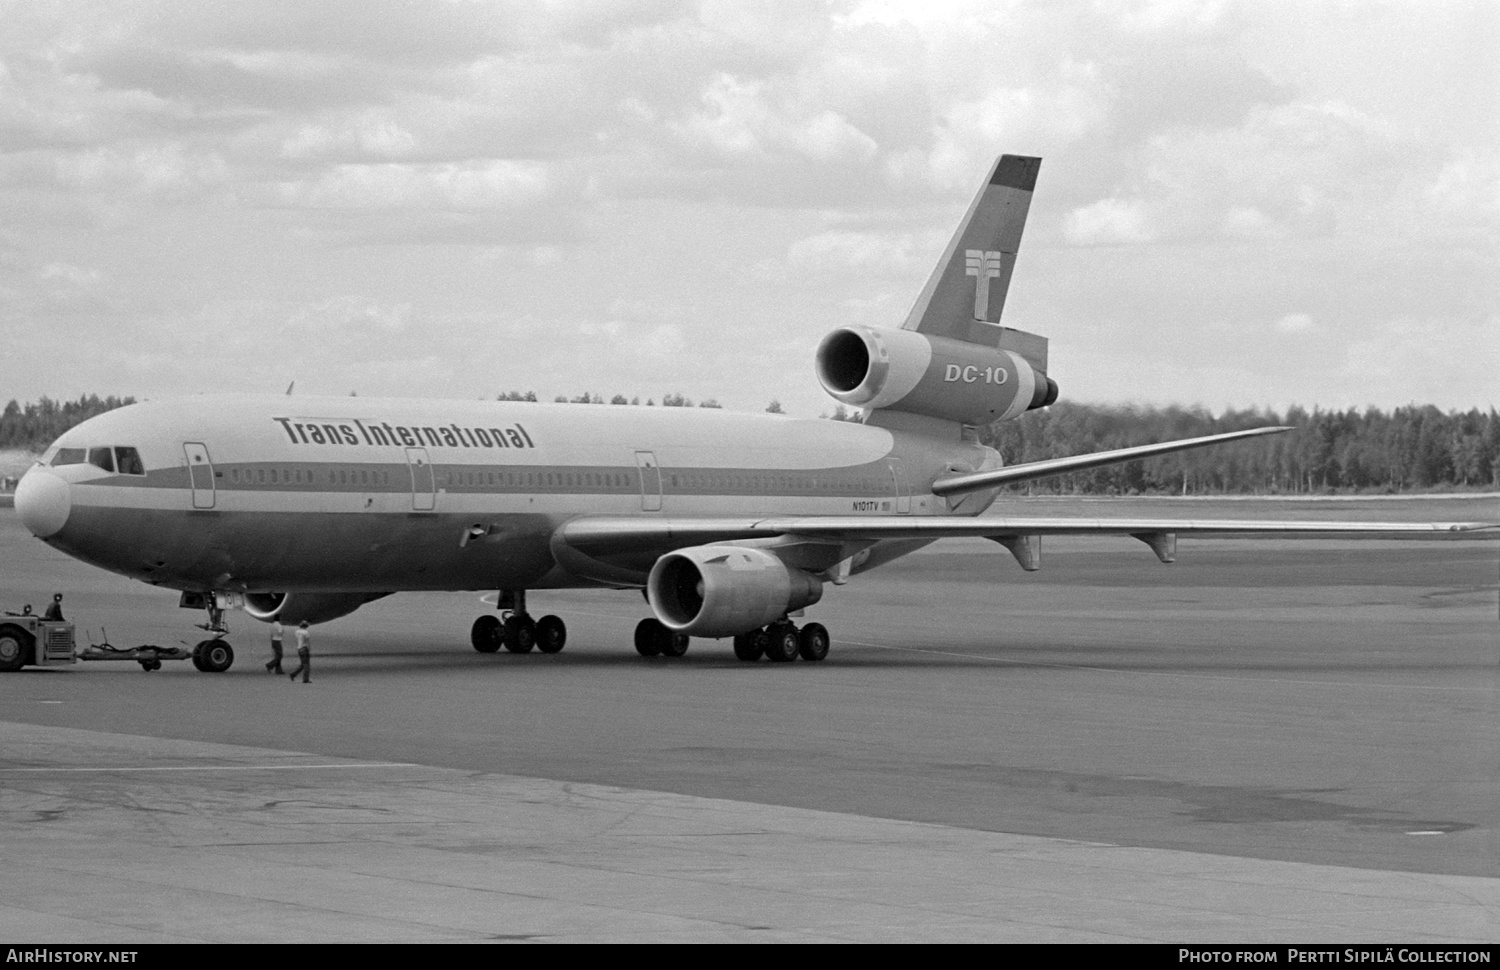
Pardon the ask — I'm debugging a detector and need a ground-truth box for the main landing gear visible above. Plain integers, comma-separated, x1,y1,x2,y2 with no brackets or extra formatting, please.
471,590,567,656
732,620,829,663
633,618,830,663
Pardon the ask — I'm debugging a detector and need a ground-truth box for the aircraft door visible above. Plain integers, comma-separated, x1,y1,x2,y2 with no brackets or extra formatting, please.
405,447,436,511
635,451,662,512
183,442,215,509
888,458,911,514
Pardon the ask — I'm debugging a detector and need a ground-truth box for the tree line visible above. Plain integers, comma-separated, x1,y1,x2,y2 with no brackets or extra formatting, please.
984,402,1500,495
4,394,1496,494
1,395,137,451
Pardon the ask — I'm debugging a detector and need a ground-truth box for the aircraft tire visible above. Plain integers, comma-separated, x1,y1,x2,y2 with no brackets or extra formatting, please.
732,631,763,662
797,623,829,662
0,625,32,672
658,629,689,658
535,615,566,654
503,615,535,654
471,615,501,653
764,623,799,663
196,639,234,673
634,618,663,657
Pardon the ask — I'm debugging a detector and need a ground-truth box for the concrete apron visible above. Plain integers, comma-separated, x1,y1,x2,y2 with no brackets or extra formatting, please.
1,722,1495,943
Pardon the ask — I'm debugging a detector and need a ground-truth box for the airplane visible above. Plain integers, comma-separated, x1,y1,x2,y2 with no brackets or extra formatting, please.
6,154,1490,673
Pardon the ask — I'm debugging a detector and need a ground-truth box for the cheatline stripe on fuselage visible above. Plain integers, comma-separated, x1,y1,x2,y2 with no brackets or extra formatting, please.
61,456,922,516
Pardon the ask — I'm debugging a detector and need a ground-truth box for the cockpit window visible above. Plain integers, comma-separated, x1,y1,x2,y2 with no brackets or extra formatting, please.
88,447,115,472
52,447,86,466
115,447,145,475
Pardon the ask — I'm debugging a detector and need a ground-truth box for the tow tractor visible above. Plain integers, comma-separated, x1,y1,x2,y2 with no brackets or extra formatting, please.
0,602,235,673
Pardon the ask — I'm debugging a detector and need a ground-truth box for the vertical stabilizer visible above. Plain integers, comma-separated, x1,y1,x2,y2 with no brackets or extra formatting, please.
901,154,1040,348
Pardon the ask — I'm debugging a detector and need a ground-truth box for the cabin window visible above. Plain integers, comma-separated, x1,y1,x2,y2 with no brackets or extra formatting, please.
87,447,114,472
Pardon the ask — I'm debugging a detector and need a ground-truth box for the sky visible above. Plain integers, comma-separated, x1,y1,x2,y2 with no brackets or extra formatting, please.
1,0,1496,418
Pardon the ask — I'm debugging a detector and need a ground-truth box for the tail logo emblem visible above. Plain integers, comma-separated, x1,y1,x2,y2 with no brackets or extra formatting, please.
965,249,1002,320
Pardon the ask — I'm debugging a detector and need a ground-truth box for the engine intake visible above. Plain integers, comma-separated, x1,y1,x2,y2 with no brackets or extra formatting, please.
647,545,823,638
816,324,1057,425
244,591,390,626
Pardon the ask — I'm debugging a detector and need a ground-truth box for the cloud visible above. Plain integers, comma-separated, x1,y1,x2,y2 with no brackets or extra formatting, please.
786,229,931,273
273,159,552,210
1063,197,1157,245
1274,312,1314,333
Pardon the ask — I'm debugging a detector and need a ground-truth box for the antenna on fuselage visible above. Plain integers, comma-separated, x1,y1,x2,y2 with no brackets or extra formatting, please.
285,381,295,396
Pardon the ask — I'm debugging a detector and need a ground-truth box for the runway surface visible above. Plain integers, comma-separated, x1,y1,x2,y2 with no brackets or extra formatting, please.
1,496,1497,941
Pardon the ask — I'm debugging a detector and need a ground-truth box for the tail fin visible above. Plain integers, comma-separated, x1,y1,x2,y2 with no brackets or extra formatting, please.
902,154,1040,349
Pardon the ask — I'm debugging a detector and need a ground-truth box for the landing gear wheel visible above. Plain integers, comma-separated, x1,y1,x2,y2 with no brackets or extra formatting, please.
535,615,567,654
502,615,535,653
797,622,829,662
139,659,161,672
194,639,234,673
732,630,764,662
634,618,663,657
764,623,799,663
658,629,689,658
471,615,501,653
0,625,32,672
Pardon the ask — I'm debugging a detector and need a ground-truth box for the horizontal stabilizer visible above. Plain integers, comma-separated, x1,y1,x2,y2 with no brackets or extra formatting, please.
931,426,1294,496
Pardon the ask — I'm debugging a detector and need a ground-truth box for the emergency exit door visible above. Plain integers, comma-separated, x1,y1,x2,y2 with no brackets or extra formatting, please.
888,458,911,514
405,447,436,511
635,451,662,512
183,442,215,509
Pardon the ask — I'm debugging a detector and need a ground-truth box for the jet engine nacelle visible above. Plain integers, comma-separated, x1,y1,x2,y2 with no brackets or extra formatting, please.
816,324,1058,425
243,591,391,626
647,545,823,638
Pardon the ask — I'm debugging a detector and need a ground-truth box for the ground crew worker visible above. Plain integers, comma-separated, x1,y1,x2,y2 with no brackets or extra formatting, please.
287,621,311,683
42,594,64,621
266,619,284,674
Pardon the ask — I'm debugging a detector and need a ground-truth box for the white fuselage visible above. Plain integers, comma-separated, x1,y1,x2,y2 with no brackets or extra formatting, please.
17,396,996,596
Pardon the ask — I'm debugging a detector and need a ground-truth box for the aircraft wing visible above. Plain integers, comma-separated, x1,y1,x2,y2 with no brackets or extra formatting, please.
559,515,1493,547
555,515,1495,579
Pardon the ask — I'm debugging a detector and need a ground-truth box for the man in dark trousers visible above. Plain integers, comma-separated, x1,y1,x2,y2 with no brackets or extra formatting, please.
265,619,284,674
287,621,312,683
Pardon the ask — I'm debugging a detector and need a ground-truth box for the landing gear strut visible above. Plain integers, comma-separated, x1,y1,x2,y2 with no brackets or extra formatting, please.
187,595,234,673
472,590,566,656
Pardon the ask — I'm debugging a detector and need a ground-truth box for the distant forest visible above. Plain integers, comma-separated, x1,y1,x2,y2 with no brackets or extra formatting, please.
4,394,1497,495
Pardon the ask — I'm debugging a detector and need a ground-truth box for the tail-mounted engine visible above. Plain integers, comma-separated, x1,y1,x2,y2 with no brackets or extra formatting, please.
244,591,391,626
817,324,1058,426
647,545,823,638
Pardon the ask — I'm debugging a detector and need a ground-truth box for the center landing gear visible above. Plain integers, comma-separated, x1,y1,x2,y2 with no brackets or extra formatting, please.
471,590,566,656
732,620,828,663
634,618,689,658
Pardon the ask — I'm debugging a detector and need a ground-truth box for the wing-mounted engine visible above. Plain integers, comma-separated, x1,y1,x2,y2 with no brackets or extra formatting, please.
816,324,1057,426
647,545,823,638
244,591,392,625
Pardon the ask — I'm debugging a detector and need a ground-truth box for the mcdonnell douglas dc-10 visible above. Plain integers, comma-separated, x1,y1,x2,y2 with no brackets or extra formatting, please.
6,155,1489,672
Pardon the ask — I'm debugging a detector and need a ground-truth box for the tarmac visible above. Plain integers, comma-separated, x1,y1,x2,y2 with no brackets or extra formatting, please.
1,496,1497,942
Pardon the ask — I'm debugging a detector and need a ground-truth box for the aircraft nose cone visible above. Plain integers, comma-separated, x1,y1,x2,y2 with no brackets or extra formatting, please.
15,467,71,538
